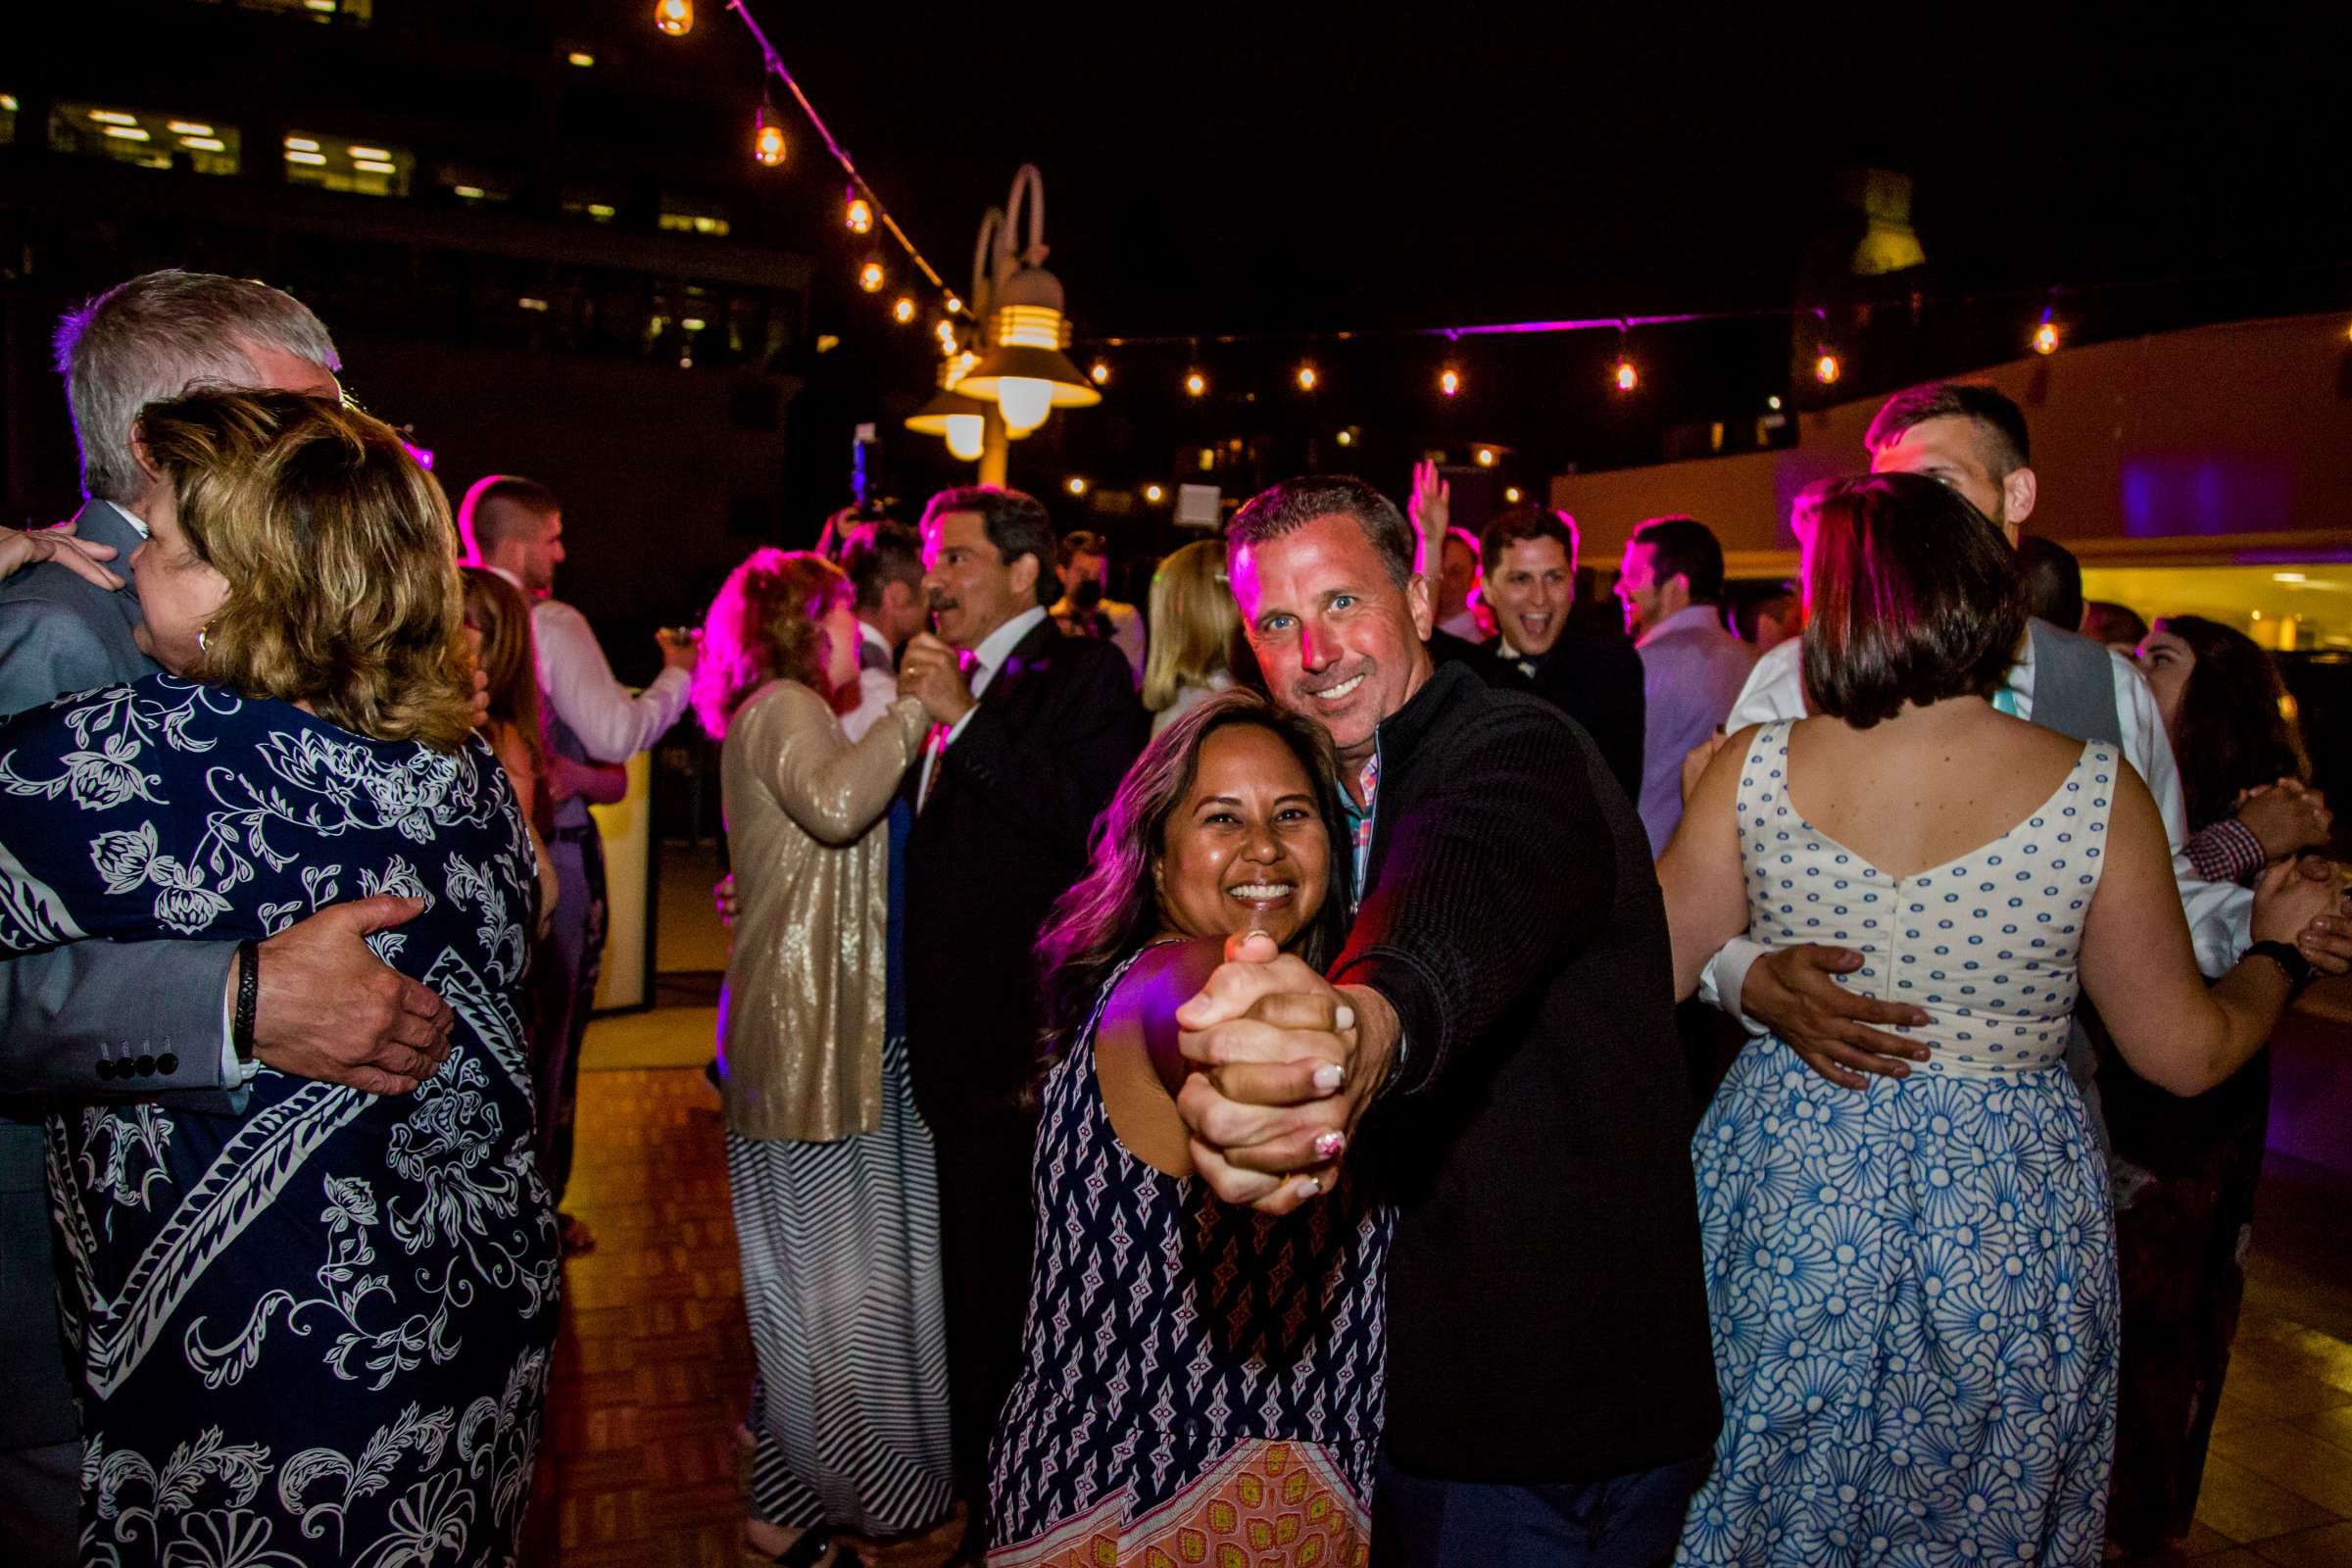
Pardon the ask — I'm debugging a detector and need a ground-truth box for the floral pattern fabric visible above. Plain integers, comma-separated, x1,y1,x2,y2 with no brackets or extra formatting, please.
1677,723,2122,1567
0,675,559,1568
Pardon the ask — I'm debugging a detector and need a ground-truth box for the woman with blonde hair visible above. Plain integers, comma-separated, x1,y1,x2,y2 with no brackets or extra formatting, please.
0,389,558,1566
1140,538,1242,736
693,548,950,1564
461,564,560,927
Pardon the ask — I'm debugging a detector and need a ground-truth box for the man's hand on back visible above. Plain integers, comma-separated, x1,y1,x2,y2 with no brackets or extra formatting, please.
1740,944,1933,1091
1173,932,1390,1215
249,896,454,1095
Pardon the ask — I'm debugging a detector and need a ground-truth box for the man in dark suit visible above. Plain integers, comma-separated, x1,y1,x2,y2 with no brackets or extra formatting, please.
1469,506,1645,803
896,485,1146,1560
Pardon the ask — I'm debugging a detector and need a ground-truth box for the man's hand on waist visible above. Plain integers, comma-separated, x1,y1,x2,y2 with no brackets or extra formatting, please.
248,897,454,1095
1743,944,1932,1092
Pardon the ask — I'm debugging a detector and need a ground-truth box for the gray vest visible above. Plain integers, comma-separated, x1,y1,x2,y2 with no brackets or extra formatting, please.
2023,617,2122,747
2022,615,2125,1147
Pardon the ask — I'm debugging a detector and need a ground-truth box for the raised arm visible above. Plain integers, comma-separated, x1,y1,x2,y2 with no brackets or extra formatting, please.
533,601,692,761
1657,724,1754,1001
2080,761,2321,1096
748,681,927,847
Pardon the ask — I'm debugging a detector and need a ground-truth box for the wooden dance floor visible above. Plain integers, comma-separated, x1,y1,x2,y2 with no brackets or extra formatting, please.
529,1057,2352,1568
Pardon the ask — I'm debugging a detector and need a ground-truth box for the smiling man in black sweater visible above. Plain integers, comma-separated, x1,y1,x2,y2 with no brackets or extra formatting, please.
1177,475,1719,1564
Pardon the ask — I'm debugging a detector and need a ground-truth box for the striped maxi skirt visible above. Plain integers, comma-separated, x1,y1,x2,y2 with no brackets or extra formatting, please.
726,1035,954,1536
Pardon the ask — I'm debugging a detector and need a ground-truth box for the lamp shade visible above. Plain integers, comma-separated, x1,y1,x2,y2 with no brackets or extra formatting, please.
906,385,987,461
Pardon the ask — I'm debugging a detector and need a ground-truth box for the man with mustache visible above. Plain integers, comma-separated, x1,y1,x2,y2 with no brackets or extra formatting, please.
895,485,1146,1564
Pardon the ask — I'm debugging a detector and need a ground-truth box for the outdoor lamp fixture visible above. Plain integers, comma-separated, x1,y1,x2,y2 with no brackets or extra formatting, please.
906,349,987,463
955,166,1102,440
654,0,692,36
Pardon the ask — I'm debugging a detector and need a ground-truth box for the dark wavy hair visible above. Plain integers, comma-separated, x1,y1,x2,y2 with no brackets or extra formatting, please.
2155,613,2311,832
1800,471,2024,729
1032,690,1354,1075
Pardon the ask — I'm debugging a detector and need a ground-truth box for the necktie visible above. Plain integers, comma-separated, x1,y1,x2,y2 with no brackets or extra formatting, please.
916,721,950,811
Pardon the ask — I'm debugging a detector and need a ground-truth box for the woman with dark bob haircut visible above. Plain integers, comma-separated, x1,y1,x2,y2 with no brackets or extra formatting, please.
1658,471,2332,1565
989,691,1392,1566
0,389,557,1566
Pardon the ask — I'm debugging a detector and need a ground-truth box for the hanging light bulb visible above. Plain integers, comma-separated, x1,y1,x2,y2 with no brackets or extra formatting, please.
858,259,885,293
1185,369,1207,398
845,193,873,234
1504,486,1523,504
1089,360,1110,386
1474,447,1495,467
1065,476,1089,497
752,102,786,168
1440,367,1462,397
892,296,915,324
1815,351,1841,384
2034,312,2060,356
1296,363,1319,391
1144,483,1165,503
653,0,692,35
998,379,1054,436
944,294,964,316
1614,357,1639,393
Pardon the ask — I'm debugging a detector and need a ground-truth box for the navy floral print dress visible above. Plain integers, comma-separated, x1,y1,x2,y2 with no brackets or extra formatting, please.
0,675,560,1568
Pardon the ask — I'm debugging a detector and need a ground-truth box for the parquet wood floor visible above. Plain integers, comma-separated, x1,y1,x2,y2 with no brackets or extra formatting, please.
530,1063,2352,1566
521,1066,962,1567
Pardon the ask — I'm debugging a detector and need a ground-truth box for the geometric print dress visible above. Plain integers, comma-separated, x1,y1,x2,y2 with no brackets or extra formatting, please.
988,946,1391,1567
1678,722,2122,1568
0,674,561,1568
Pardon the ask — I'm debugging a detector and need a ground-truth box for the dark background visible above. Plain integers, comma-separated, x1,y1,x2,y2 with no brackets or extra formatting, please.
8,0,2352,654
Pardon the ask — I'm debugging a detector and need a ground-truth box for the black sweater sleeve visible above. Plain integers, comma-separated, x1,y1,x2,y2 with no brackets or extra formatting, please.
1329,701,1617,1097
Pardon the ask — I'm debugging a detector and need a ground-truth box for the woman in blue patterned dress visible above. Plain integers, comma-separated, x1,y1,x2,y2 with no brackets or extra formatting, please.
989,691,1388,1567
1657,473,2329,1566
0,390,559,1566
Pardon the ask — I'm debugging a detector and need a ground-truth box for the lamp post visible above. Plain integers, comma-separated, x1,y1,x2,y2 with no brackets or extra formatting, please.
906,165,1100,485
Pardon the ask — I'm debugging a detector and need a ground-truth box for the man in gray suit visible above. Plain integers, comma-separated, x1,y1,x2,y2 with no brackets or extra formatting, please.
0,270,459,1562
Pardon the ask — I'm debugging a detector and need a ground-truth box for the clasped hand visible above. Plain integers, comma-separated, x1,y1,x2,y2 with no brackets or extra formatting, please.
1173,931,1388,1215
898,632,976,725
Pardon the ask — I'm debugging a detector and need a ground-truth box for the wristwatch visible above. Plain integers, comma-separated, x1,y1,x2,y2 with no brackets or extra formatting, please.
2244,939,2314,1000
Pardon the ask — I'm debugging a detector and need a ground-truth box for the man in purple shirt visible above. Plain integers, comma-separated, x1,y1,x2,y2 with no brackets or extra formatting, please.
1614,514,1757,856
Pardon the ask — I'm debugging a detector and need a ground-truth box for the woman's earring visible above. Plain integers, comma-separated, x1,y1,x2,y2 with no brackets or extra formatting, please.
196,623,209,653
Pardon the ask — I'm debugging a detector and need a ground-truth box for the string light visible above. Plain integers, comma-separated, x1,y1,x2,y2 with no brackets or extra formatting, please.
944,294,964,315
1296,363,1319,391
935,318,957,350
1814,351,1841,384
1504,486,1523,504
1614,356,1639,393
1144,484,1164,503
846,194,874,233
1336,429,1354,447
1089,360,1111,385
753,102,787,168
1185,369,1207,398
653,0,692,35
1474,447,1495,467
1065,476,1089,496
892,296,915,323
858,260,885,292
1439,366,1461,397
2034,308,2061,355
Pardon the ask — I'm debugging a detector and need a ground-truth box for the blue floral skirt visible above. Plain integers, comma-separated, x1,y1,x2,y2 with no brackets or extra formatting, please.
1676,1040,2117,1568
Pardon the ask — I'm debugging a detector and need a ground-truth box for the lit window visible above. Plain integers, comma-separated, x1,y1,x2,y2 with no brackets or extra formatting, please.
280,131,411,196
227,0,374,21
50,103,240,174
659,198,733,237
562,188,622,224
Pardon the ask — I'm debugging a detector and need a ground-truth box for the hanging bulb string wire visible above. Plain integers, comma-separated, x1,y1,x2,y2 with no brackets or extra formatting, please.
722,0,950,294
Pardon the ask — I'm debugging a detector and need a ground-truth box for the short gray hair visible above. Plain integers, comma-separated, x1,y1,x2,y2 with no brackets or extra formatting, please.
53,270,341,505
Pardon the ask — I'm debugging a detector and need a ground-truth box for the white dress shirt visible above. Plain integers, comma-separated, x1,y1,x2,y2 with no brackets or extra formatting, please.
915,605,1048,802
522,591,691,761
842,618,900,743
1699,633,2253,1023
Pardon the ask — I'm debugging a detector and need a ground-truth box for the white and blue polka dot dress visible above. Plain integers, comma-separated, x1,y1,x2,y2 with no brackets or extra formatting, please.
1677,722,2122,1568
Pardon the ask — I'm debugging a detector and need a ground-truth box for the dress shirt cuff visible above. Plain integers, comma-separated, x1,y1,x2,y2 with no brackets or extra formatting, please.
1701,937,1774,1036
219,967,259,1088
2186,817,2266,887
